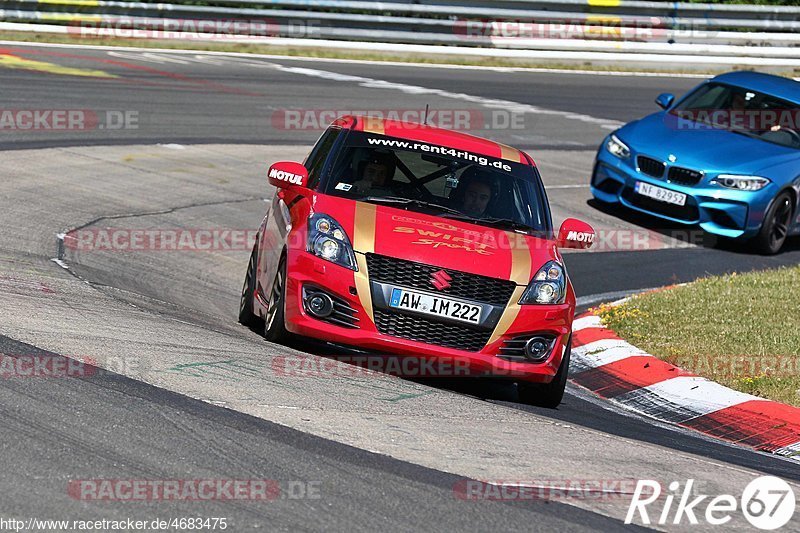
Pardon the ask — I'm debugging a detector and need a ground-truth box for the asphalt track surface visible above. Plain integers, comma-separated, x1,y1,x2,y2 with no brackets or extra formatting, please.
2,42,800,531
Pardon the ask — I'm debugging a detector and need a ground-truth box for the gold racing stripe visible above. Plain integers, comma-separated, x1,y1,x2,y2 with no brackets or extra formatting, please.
353,202,377,323
487,287,526,346
487,233,532,345
361,116,385,135
508,232,532,286
497,142,521,162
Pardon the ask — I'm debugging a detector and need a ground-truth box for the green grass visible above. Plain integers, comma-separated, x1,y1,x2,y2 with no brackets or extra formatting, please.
596,266,800,406
1,30,792,76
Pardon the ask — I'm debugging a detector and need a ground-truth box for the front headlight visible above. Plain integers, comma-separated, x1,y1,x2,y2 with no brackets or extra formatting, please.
307,213,357,270
519,261,566,305
606,134,631,160
711,175,770,192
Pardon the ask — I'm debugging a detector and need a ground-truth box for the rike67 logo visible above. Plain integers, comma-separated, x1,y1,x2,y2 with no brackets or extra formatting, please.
626,477,796,530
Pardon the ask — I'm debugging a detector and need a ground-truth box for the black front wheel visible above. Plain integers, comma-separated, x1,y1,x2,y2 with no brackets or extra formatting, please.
517,336,571,409
263,256,290,343
751,191,793,255
238,243,263,329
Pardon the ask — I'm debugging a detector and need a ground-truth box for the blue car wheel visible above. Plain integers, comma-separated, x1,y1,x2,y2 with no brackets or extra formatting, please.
751,191,794,255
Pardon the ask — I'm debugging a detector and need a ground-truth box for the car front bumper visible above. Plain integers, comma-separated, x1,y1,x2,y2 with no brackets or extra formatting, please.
590,143,775,239
281,250,573,383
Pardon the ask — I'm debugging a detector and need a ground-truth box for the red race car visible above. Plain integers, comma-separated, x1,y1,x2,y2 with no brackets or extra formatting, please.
239,115,594,407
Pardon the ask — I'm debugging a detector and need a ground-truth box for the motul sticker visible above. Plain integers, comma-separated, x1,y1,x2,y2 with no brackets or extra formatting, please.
566,231,594,243
269,168,304,185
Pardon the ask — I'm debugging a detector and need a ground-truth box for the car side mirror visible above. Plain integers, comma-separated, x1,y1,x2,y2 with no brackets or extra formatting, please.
557,218,595,250
267,161,309,189
655,93,675,110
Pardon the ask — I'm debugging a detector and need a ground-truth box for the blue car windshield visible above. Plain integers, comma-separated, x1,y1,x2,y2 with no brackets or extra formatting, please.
671,82,800,150
321,130,550,236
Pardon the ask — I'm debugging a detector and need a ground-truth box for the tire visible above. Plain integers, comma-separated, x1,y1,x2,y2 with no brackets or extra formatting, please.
517,336,571,409
238,243,263,329
263,255,290,343
751,191,794,255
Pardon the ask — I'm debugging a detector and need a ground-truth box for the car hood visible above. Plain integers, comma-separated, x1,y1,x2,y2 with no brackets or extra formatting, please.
618,112,799,175
311,194,557,286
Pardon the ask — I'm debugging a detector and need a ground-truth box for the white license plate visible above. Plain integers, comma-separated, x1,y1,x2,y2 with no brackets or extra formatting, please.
634,181,687,206
389,288,482,324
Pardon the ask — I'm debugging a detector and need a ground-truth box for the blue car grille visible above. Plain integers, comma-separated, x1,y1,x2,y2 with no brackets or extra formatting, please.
637,156,665,178
668,166,704,186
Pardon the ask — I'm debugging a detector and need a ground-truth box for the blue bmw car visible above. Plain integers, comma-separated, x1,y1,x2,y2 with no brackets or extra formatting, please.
591,71,800,254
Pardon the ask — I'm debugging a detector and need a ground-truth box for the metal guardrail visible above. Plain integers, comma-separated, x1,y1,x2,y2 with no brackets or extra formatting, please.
3,0,800,29
1,0,799,67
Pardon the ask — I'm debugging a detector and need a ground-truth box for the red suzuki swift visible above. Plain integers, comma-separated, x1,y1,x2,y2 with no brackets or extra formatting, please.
239,116,594,407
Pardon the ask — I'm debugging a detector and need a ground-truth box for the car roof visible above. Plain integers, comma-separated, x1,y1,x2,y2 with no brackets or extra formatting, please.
710,71,800,105
330,115,534,166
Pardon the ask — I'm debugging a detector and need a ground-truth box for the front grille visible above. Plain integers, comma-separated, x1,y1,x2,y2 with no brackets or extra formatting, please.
374,310,492,352
622,187,699,222
667,166,703,186
637,156,665,178
366,253,515,306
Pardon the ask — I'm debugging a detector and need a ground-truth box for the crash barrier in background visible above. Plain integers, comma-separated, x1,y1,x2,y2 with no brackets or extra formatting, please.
1,0,800,68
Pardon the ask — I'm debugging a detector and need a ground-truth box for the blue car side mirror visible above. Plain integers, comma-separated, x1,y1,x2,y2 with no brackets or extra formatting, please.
655,93,675,109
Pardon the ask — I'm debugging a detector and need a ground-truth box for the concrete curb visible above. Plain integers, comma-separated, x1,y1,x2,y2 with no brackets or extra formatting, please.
570,302,800,461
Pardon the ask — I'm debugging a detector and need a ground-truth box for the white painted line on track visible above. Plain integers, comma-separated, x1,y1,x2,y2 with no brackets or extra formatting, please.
269,64,624,130
0,40,629,131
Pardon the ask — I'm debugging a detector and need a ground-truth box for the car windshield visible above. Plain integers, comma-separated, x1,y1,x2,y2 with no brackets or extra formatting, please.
321,130,550,235
670,82,800,150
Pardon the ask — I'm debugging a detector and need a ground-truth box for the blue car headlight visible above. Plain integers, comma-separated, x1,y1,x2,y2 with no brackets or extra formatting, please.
307,213,357,270
519,261,566,305
711,174,770,192
606,134,631,160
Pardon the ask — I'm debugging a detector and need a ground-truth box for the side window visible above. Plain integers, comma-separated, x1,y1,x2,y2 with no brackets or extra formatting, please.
304,128,340,189
683,85,726,111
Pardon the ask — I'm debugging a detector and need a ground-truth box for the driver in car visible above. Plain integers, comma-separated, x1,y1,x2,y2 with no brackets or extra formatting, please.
453,168,495,218
352,152,397,195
